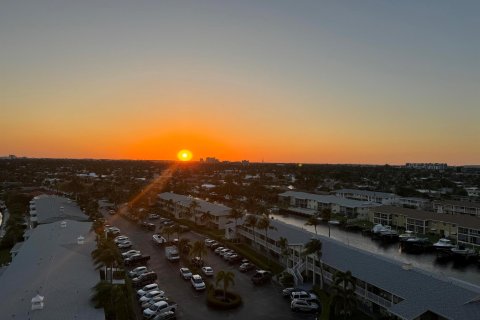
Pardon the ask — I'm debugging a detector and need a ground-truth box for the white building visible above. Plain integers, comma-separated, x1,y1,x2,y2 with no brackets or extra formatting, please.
279,191,380,218
238,218,480,320
335,189,397,205
158,192,232,230
433,200,480,217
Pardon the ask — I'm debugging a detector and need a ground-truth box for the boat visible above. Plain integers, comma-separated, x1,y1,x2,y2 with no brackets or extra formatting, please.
401,237,432,253
328,220,340,225
433,238,455,251
399,230,415,242
372,224,389,234
378,229,399,242
451,245,477,259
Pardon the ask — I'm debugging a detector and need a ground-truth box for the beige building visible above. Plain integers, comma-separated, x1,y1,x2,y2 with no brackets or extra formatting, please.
369,206,480,249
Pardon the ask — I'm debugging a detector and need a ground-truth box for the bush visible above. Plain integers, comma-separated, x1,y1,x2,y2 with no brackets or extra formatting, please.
206,289,242,310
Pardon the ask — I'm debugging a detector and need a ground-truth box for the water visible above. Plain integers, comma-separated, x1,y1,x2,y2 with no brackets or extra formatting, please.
271,213,480,286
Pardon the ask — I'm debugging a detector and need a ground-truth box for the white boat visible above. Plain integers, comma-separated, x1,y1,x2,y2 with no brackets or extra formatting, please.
433,238,455,250
399,230,415,242
328,220,340,225
451,245,476,258
372,224,390,234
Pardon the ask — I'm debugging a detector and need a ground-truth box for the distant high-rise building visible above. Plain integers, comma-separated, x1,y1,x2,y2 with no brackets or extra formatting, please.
205,157,220,164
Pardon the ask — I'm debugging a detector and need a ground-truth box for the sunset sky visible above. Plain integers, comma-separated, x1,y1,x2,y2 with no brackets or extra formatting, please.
1,1,479,164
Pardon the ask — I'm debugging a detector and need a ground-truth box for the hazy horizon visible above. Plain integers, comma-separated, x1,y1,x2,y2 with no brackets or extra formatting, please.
2,1,479,165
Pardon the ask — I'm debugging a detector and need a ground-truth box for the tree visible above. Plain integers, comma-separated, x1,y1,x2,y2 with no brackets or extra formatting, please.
186,200,199,220
321,208,332,238
178,238,191,256
256,214,276,264
91,239,122,285
91,281,130,320
331,271,357,319
305,214,320,235
215,270,235,301
163,226,175,242
278,236,289,266
228,208,244,231
302,238,325,289
245,215,258,246
200,211,214,228
190,240,208,260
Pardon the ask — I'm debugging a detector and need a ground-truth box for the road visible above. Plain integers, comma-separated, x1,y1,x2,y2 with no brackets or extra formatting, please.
106,212,317,320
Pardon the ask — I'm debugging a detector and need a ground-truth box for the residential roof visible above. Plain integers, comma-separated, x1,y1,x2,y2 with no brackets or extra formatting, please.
434,200,480,209
279,191,379,208
158,192,231,216
335,189,396,198
0,220,103,320
31,195,89,224
372,206,480,229
255,218,480,320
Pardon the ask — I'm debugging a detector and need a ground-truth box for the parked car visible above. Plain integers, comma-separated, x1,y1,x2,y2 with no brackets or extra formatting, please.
139,290,166,303
129,266,148,278
251,270,271,285
239,262,255,272
190,274,206,291
141,295,169,309
132,271,157,288
125,254,151,266
141,221,156,231
152,311,176,320
290,299,319,312
143,301,177,319
210,242,220,250
137,283,159,297
204,239,215,247
214,247,225,255
152,234,167,245
114,236,129,244
201,266,214,277
122,250,141,258
223,252,236,261
282,287,304,297
227,254,243,264
179,268,193,280
117,240,133,249
290,291,318,302
219,248,233,257
149,214,160,220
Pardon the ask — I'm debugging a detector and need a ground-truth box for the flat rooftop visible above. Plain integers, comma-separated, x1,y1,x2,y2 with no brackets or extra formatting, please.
31,195,90,224
0,219,103,320
279,191,379,208
158,192,231,216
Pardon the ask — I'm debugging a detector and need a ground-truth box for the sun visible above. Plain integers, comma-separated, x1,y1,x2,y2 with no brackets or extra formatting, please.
177,149,193,161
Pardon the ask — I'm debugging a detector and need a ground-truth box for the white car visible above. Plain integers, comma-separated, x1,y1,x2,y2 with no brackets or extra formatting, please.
129,266,148,278
139,290,166,303
122,250,141,258
214,247,225,254
149,214,160,220
117,240,133,249
179,268,193,280
114,236,129,244
143,301,178,319
137,283,159,297
201,266,214,277
290,291,318,302
141,295,169,309
219,248,233,257
291,299,319,312
152,234,167,245
190,274,206,291
204,239,215,247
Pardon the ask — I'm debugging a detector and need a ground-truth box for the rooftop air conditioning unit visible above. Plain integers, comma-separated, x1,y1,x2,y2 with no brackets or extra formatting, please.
60,221,67,228
77,236,85,245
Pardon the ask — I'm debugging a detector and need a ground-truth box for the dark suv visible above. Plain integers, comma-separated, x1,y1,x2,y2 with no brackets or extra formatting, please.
251,270,271,285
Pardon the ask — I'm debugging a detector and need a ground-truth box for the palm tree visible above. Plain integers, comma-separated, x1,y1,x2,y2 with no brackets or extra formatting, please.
186,200,199,221
277,236,289,266
215,270,235,301
256,214,276,264
92,281,130,320
166,199,174,214
163,226,175,242
331,271,357,319
190,240,208,260
178,238,192,256
302,238,325,289
305,214,320,235
245,214,258,246
321,208,332,238
91,239,122,284
228,208,244,232
200,210,214,228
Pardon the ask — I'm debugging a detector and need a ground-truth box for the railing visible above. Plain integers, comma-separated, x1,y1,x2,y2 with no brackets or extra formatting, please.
366,291,392,308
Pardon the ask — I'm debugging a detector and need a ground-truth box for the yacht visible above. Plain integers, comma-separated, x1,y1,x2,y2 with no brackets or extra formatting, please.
451,245,477,259
401,237,432,253
399,230,415,242
433,238,455,250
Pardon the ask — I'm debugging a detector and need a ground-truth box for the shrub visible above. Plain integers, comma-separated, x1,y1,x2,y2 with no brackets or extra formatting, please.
206,289,242,310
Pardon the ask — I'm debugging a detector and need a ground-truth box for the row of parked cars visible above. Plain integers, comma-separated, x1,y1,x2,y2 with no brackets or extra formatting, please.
112,226,179,320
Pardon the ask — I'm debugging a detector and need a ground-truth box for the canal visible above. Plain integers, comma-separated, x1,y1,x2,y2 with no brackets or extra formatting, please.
271,213,480,286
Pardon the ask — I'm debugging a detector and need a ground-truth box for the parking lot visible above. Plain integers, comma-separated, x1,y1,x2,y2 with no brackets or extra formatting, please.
106,212,317,320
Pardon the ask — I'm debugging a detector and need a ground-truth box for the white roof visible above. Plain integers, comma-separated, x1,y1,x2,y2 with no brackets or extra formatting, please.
0,220,103,320
279,191,379,208
158,192,231,216
31,195,89,224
